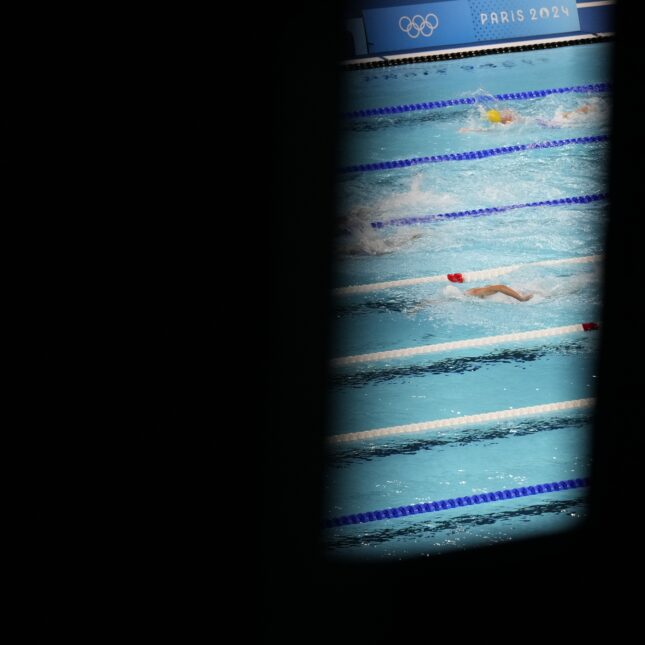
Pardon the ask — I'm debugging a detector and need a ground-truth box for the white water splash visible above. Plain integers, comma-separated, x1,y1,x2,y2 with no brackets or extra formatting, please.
336,176,455,255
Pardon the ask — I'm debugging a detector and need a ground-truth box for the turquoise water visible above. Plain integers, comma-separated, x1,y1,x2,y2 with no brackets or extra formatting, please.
324,43,611,560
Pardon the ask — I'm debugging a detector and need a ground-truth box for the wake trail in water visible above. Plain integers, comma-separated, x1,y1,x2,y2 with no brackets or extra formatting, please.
336,176,454,255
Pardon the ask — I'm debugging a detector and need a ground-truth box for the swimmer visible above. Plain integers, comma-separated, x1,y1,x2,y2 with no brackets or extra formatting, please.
460,101,600,132
536,102,600,127
406,283,533,313
491,103,596,123
459,107,521,132
561,102,595,119
465,284,532,301
485,108,518,124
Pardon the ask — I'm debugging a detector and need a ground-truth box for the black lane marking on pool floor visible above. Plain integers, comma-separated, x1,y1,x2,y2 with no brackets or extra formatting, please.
324,497,586,550
330,339,595,387
326,413,592,468
341,107,471,132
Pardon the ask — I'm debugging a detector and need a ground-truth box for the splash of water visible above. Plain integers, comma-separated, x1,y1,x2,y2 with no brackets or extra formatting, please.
374,175,456,214
336,176,455,255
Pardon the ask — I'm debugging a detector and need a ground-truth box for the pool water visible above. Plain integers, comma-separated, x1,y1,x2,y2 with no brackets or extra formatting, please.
324,42,611,559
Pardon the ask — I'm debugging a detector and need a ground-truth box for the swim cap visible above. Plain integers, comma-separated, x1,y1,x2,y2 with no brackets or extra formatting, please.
486,109,502,123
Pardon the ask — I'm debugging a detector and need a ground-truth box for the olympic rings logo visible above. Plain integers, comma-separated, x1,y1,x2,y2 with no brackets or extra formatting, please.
398,13,439,39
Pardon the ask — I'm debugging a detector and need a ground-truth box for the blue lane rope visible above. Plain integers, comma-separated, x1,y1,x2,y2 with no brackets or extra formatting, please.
341,82,611,119
339,134,609,174
323,477,589,529
371,192,608,229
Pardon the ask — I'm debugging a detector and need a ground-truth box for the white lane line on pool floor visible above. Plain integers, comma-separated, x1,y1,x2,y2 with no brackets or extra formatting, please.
330,323,599,367
333,254,602,296
327,398,595,445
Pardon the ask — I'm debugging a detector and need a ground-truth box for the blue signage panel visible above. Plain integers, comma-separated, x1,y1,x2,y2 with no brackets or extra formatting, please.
363,0,580,54
364,2,476,53
469,0,580,41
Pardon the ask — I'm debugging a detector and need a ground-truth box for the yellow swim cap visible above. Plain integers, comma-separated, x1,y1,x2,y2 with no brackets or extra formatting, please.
486,109,502,123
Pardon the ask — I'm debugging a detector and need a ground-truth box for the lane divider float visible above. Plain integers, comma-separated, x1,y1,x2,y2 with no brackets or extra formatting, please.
323,477,590,528
339,135,608,174
327,398,595,444
331,322,600,367
342,83,611,119
369,192,608,229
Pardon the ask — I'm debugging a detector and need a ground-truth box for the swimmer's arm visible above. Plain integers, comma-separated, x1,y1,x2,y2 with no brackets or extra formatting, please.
467,285,532,301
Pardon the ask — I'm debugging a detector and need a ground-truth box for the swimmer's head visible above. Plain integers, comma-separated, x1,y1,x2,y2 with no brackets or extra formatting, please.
486,109,502,123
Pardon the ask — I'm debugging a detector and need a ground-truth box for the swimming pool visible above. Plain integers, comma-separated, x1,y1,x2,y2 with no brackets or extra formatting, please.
324,42,611,559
